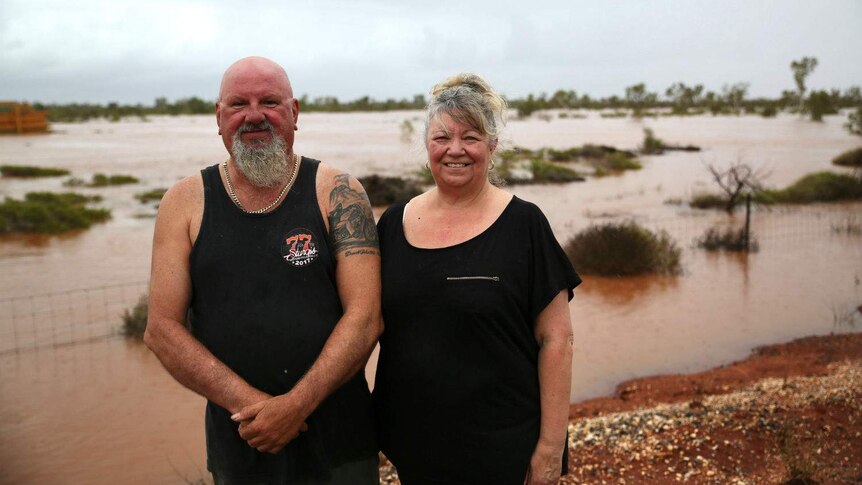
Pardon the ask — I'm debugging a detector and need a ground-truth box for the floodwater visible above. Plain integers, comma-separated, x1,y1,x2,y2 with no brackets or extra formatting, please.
1,112,861,483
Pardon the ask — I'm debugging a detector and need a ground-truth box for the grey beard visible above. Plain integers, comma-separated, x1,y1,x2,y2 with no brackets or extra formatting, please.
231,130,290,188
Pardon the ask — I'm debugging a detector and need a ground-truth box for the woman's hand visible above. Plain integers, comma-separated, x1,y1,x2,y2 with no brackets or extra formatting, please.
524,440,562,485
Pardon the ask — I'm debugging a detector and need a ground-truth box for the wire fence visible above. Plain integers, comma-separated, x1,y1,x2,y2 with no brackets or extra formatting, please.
0,205,859,355
0,281,148,355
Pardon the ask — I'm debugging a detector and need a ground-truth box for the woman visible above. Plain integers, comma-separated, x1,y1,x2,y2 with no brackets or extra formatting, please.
373,73,581,484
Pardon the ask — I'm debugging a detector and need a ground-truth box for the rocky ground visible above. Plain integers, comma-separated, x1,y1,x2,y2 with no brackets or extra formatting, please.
379,332,862,484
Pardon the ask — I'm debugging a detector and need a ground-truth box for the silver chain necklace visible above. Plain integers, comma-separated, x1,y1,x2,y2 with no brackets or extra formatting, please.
223,153,299,214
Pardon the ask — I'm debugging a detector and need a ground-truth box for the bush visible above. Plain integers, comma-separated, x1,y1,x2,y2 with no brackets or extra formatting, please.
135,188,168,204
1,165,70,177
760,172,862,203
357,175,425,207
89,173,140,186
564,221,682,276
696,226,758,252
690,192,728,209
832,148,862,169
602,152,642,171
526,159,584,184
0,192,111,234
121,294,148,339
64,173,140,187
640,128,665,154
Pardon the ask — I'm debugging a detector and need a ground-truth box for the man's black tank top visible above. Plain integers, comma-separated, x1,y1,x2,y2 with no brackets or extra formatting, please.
189,158,376,480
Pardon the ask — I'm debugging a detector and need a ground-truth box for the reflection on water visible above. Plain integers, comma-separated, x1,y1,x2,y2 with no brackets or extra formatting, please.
1,112,861,483
577,274,680,306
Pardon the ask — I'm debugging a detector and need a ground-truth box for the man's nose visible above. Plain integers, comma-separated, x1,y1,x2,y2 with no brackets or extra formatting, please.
244,103,266,123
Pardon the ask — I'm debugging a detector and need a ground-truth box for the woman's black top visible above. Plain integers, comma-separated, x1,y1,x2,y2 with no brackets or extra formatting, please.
374,196,581,484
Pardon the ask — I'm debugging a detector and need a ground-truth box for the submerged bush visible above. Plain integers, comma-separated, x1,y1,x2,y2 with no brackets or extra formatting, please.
759,171,862,203
64,173,140,187
0,192,111,234
640,128,665,155
1,165,70,177
122,294,148,339
697,226,758,252
527,159,584,183
135,188,168,204
832,148,862,169
689,192,728,209
358,175,424,206
564,221,681,276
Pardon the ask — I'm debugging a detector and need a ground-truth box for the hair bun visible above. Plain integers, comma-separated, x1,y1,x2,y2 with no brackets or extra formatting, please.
430,73,492,97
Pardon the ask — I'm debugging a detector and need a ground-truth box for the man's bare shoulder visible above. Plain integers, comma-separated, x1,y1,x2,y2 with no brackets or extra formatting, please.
159,173,204,217
154,173,206,246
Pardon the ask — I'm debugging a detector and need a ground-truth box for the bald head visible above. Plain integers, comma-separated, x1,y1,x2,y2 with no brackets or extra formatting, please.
218,56,293,101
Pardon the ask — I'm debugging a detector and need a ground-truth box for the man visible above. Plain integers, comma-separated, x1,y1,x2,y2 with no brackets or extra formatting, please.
144,56,382,484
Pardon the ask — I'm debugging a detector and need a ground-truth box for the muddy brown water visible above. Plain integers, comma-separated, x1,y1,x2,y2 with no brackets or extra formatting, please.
1,112,860,483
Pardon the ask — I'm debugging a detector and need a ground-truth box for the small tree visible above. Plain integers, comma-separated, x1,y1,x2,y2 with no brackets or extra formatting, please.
665,82,704,115
625,83,658,118
790,56,818,114
706,161,768,212
846,107,862,136
722,83,749,115
807,90,838,121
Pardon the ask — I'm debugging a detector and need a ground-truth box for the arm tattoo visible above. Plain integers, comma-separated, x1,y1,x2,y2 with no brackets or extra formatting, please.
327,174,380,255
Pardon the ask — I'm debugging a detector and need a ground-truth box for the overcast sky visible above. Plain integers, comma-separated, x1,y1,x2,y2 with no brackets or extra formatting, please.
1,0,860,104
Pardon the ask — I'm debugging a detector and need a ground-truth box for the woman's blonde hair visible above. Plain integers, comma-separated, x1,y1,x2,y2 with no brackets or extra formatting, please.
424,73,507,142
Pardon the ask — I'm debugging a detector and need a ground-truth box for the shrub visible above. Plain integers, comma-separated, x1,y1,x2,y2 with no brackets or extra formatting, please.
357,175,424,207
846,107,862,136
696,226,758,252
689,192,728,209
806,90,838,122
135,188,168,204
564,221,681,276
89,173,140,186
602,152,642,171
1,165,70,177
640,128,664,155
121,294,148,339
0,192,111,234
760,105,778,118
832,147,862,169
526,159,584,184
760,172,862,203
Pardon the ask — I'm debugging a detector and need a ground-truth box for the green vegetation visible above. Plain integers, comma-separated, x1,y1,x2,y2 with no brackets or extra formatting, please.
640,128,700,155
847,107,862,136
696,226,758,252
641,128,665,155
689,192,727,209
564,221,682,276
524,159,584,184
807,90,838,121
357,175,425,206
64,173,140,187
121,294,148,339
832,147,862,169
32,57,858,122
135,188,168,204
791,57,818,115
0,192,111,234
759,172,862,203
497,144,639,180
1,165,70,177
